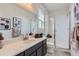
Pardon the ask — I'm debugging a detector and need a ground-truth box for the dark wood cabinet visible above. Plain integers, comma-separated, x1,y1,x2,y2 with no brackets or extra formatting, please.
29,51,37,56
16,39,47,56
25,46,36,56
37,46,42,56
37,47,42,56
16,51,25,56
42,39,47,56
42,44,47,55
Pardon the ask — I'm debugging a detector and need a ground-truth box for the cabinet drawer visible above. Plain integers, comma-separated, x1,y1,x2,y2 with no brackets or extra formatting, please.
25,42,42,56
16,51,25,56
34,42,42,49
25,46,36,56
29,51,37,56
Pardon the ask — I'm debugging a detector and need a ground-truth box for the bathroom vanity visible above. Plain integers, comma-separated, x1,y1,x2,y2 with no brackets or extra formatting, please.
0,37,47,56
16,39,47,56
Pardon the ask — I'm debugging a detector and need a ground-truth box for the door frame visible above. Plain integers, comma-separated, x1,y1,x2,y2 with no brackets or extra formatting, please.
54,13,71,49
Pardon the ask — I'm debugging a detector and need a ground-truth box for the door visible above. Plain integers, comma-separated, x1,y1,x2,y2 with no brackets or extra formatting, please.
55,14,69,48
37,47,42,56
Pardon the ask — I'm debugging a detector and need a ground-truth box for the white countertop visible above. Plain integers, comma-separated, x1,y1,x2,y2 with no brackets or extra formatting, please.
0,37,46,56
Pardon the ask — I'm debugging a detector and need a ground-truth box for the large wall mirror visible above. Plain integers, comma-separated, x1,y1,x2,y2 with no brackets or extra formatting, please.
30,17,37,34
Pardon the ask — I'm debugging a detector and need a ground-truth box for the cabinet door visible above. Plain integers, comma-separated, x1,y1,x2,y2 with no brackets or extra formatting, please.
30,51,37,56
25,45,36,56
42,39,47,56
37,47,42,56
25,42,42,56
42,44,47,55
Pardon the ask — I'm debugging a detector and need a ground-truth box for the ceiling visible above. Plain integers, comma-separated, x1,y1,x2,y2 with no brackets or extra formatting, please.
43,3,70,13
17,3,34,13
17,3,70,15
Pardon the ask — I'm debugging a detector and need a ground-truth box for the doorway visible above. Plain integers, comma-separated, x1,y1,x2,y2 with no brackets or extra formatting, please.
54,14,70,49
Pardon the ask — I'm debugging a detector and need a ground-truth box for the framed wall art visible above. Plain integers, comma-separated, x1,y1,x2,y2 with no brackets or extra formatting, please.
74,3,79,21
0,17,11,30
12,17,21,37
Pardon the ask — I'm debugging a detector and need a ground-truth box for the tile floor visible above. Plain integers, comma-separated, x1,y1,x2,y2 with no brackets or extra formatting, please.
46,44,71,56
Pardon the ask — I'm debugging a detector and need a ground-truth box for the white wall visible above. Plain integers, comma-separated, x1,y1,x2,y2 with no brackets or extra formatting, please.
70,4,75,32
0,4,34,39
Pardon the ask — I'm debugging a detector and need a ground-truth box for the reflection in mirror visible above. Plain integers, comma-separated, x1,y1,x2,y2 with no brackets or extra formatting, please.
30,17,38,35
